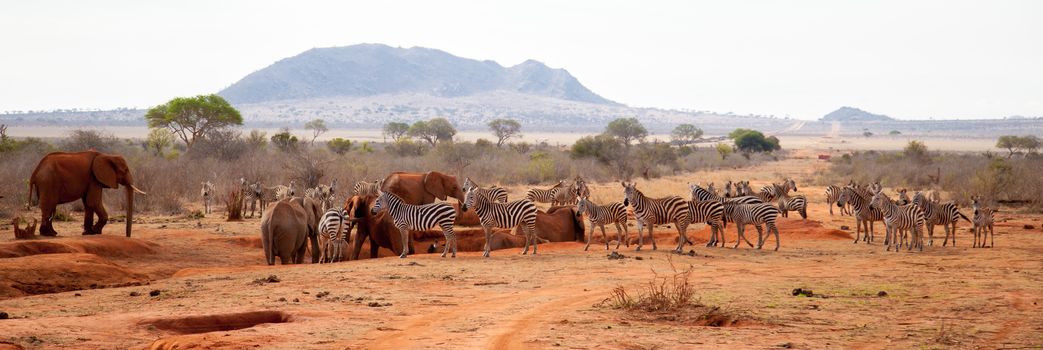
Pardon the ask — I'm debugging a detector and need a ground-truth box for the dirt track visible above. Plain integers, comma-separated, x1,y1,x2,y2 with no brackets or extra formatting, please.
1,154,1042,349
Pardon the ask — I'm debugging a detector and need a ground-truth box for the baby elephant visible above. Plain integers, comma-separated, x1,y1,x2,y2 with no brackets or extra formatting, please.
200,181,216,214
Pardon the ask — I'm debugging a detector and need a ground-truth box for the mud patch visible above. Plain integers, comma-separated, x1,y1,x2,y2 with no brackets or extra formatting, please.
142,310,293,334
0,253,149,299
0,236,157,259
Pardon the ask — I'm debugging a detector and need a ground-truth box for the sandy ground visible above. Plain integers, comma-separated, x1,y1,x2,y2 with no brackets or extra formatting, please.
1,150,1041,349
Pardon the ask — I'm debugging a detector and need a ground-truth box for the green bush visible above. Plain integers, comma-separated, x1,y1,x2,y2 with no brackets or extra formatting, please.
327,138,353,155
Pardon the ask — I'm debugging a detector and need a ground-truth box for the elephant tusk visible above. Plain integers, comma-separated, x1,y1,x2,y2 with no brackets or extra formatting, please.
130,185,147,195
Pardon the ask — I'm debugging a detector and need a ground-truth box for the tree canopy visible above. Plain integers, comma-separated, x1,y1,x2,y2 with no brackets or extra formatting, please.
996,135,1041,158
487,118,522,147
670,123,703,145
730,129,781,154
145,94,242,152
383,122,410,142
304,119,328,144
605,118,647,146
409,118,457,146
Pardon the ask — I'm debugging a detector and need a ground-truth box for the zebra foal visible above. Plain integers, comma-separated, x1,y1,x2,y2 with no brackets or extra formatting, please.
576,196,628,250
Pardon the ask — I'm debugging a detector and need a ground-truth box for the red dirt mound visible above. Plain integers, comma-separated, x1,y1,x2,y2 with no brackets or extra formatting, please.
142,310,293,334
0,236,157,259
0,253,149,299
776,218,852,240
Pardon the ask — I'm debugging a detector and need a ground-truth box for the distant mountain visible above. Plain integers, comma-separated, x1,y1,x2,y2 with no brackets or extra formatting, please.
219,44,615,105
820,107,893,122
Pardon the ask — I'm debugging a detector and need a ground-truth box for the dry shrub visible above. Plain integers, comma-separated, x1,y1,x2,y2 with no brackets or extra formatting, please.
13,217,37,239
598,259,749,327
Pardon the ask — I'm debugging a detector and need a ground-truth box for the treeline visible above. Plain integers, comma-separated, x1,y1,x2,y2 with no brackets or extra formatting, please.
0,94,782,217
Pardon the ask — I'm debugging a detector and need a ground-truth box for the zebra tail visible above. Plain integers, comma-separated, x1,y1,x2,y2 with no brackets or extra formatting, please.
958,211,971,223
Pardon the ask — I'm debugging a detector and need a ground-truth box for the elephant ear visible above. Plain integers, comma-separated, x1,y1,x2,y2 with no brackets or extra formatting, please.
92,155,119,189
423,172,448,201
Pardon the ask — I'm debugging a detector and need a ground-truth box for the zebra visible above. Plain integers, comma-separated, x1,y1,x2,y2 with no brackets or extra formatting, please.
576,196,628,251
525,180,565,204
688,199,725,248
929,190,941,204
353,179,383,197
870,190,926,252
896,188,911,206
705,182,718,196
723,181,735,198
314,179,339,211
272,180,296,200
689,183,762,205
776,192,808,220
200,181,215,214
462,187,538,257
371,190,458,258
837,185,884,244
317,208,350,263
574,176,591,198
971,196,995,248
722,202,781,250
913,192,970,247
462,177,508,203
622,182,691,252
825,185,852,216
550,181,580,206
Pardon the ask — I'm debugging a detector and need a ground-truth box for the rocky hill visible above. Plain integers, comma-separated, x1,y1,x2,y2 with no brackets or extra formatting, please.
219,44,615,105
820,107,893,122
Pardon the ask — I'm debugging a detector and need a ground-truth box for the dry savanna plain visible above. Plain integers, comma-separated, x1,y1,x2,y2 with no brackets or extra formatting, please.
1,141,1041,349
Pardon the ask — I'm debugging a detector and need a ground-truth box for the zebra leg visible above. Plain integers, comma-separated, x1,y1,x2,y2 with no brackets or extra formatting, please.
440,224,454,258
989,224,994,247
854,218,862,244
482,225,493,258
829,201,834,215
942,223,950,247
926,223,934,247
714,222,725,248
771,223,781,251
583,221,593,251
397,227,410,258
635,220,644,251
648,223,657,250
754,224,765,249
706,223,716,247
601,224,610,250
613,222,625,250
868,221,875,243
800,205,807,220
521,224,531,255
529,221,539,255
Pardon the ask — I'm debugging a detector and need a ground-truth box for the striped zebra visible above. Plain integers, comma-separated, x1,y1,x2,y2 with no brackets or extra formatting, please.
913,192,970,246
462,187,539,257
971,196,995,248
688,200,726,248
273,180,296,200
314,179,339,211
825,185,852,216
622,182,691,252
550,181,579,206
705,182,718,196
317,208,350,263
722,202,781,250
689,183,763,205
723,181,735,198
929,190,942,204
353,179,383,197
776,192,808,219
896,188,911,206
870,190,926,252
837,185,884,244
200,181,215,214
371,190,458,258
574,176,591,198
576,196,628,251
525,180,565,204
462,177,508,203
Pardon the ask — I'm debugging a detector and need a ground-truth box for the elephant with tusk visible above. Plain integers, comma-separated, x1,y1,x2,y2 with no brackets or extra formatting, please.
28,151,145,237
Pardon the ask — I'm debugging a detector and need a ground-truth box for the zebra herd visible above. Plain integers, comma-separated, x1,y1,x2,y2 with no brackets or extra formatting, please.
831,181,996,250
215,174,1001,262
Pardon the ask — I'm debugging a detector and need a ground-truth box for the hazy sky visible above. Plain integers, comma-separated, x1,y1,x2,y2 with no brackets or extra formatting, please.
1,0,1040,119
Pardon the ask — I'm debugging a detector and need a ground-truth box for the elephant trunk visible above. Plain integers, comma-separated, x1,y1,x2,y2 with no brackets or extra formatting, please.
125,186,134,237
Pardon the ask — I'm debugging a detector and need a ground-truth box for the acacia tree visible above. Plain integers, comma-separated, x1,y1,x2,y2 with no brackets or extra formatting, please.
304,119,328,144
605,118,648,147
145,128,174,156
409,118,457,146
145,94,243,152
670,123,703,145
383,122,410,142
487,118,522,147
996,135,1041,158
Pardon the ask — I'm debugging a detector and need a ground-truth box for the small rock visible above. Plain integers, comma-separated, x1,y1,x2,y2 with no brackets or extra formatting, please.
277,297,286,302
687,250,696,256
634,256,644,261
292,298,300,303
1024,224,1035,230
74,293,81,297
316,291,330,298
779,342,794,348
149,290,161,297
791,288,813,297
840,225,850,230
877,291,888,297
129,291,141,297
0,311,8,319
607,251,626,260
368,302,383,307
